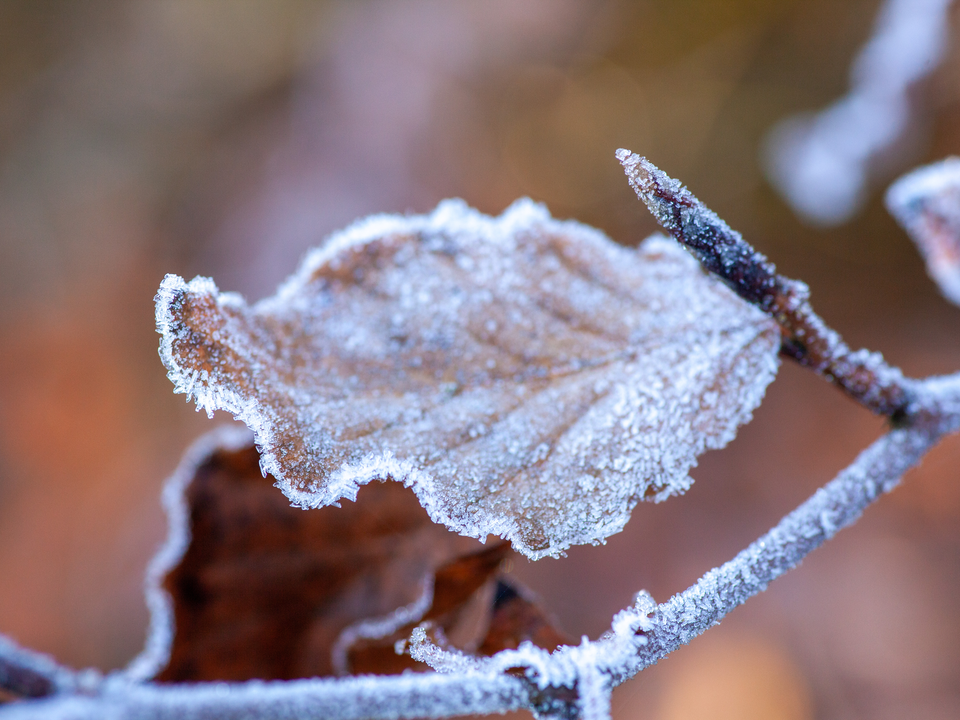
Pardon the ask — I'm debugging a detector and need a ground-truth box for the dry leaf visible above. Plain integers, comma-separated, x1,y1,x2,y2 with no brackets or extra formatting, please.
342,544,510,676
477,581,569,656
137,430,565,681
342,544,571,675
156,199,780,558
149,431,486,681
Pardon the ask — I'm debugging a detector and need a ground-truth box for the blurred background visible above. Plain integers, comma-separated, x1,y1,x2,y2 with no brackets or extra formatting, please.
1,1,959,718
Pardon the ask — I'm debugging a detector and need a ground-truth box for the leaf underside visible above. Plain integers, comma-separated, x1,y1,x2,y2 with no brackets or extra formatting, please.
156,198,779,558
151,434,565,682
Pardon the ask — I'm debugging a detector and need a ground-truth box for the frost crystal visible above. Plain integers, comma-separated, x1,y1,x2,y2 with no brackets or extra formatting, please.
410,591,654,720
156,198,779,559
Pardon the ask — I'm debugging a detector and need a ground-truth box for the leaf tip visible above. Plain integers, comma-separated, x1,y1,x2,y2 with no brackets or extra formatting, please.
615,148,650,187
614,147,637,164
616,151,682,231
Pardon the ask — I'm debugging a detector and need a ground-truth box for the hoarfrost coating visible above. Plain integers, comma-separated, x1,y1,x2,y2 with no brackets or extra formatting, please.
123,426,256,683
9,153,960,720
155,198,780,559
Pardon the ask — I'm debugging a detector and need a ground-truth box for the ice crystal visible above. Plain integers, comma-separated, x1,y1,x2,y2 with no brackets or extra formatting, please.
156,198,779,559
410,590,654,720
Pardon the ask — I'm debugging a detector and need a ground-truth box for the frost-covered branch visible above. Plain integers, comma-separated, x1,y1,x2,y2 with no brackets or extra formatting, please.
5,152,960,720
0,668,530,720
628,372,960,676
4,372,958,720
617,149,914,419
0,636,90,701
631,402,954,674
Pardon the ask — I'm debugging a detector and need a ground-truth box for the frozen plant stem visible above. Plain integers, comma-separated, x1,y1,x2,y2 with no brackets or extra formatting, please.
0,636,88,701
617,149,914,420
761,0,953,225
4,157,960,720
632,417,951,672
3,372,959,720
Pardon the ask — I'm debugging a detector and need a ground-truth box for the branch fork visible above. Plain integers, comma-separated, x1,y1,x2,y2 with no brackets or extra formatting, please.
3,153,959,720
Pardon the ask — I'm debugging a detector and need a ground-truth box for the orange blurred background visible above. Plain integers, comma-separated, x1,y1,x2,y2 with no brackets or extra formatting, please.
1,2,959,719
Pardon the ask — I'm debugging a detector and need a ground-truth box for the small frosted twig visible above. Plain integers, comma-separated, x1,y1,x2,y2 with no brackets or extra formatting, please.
618,371,960,679
3,372,958,720
617,149,914,419
410,598,654,720
627,425,941,675
573,657,610,720
0,669,530,720
0,634,87,700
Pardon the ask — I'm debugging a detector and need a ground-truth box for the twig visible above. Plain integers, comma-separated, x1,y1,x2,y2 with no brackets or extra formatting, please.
4,373,957,720
617,149,915,420
627,385,957,676
4,156,959,720
762,0,952,225
0,635,86,701
0,666,531,720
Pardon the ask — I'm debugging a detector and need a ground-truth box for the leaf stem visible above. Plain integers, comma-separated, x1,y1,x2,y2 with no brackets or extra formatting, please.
4,159,958,720
6,374,957,719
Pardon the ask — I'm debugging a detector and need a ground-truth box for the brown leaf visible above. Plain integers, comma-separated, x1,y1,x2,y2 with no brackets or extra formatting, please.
344,550,570,675
149,431,487,682
478,581,569,656
343,543,508,675
156,200,779,558
140,431,565,682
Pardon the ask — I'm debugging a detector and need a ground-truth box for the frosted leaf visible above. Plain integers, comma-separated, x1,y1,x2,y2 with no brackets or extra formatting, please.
126,429,563,683
477,581,569,656
134,431,488,682
123,426,256,682
156,198,780,558
886,157,960,306
339,543,514,676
